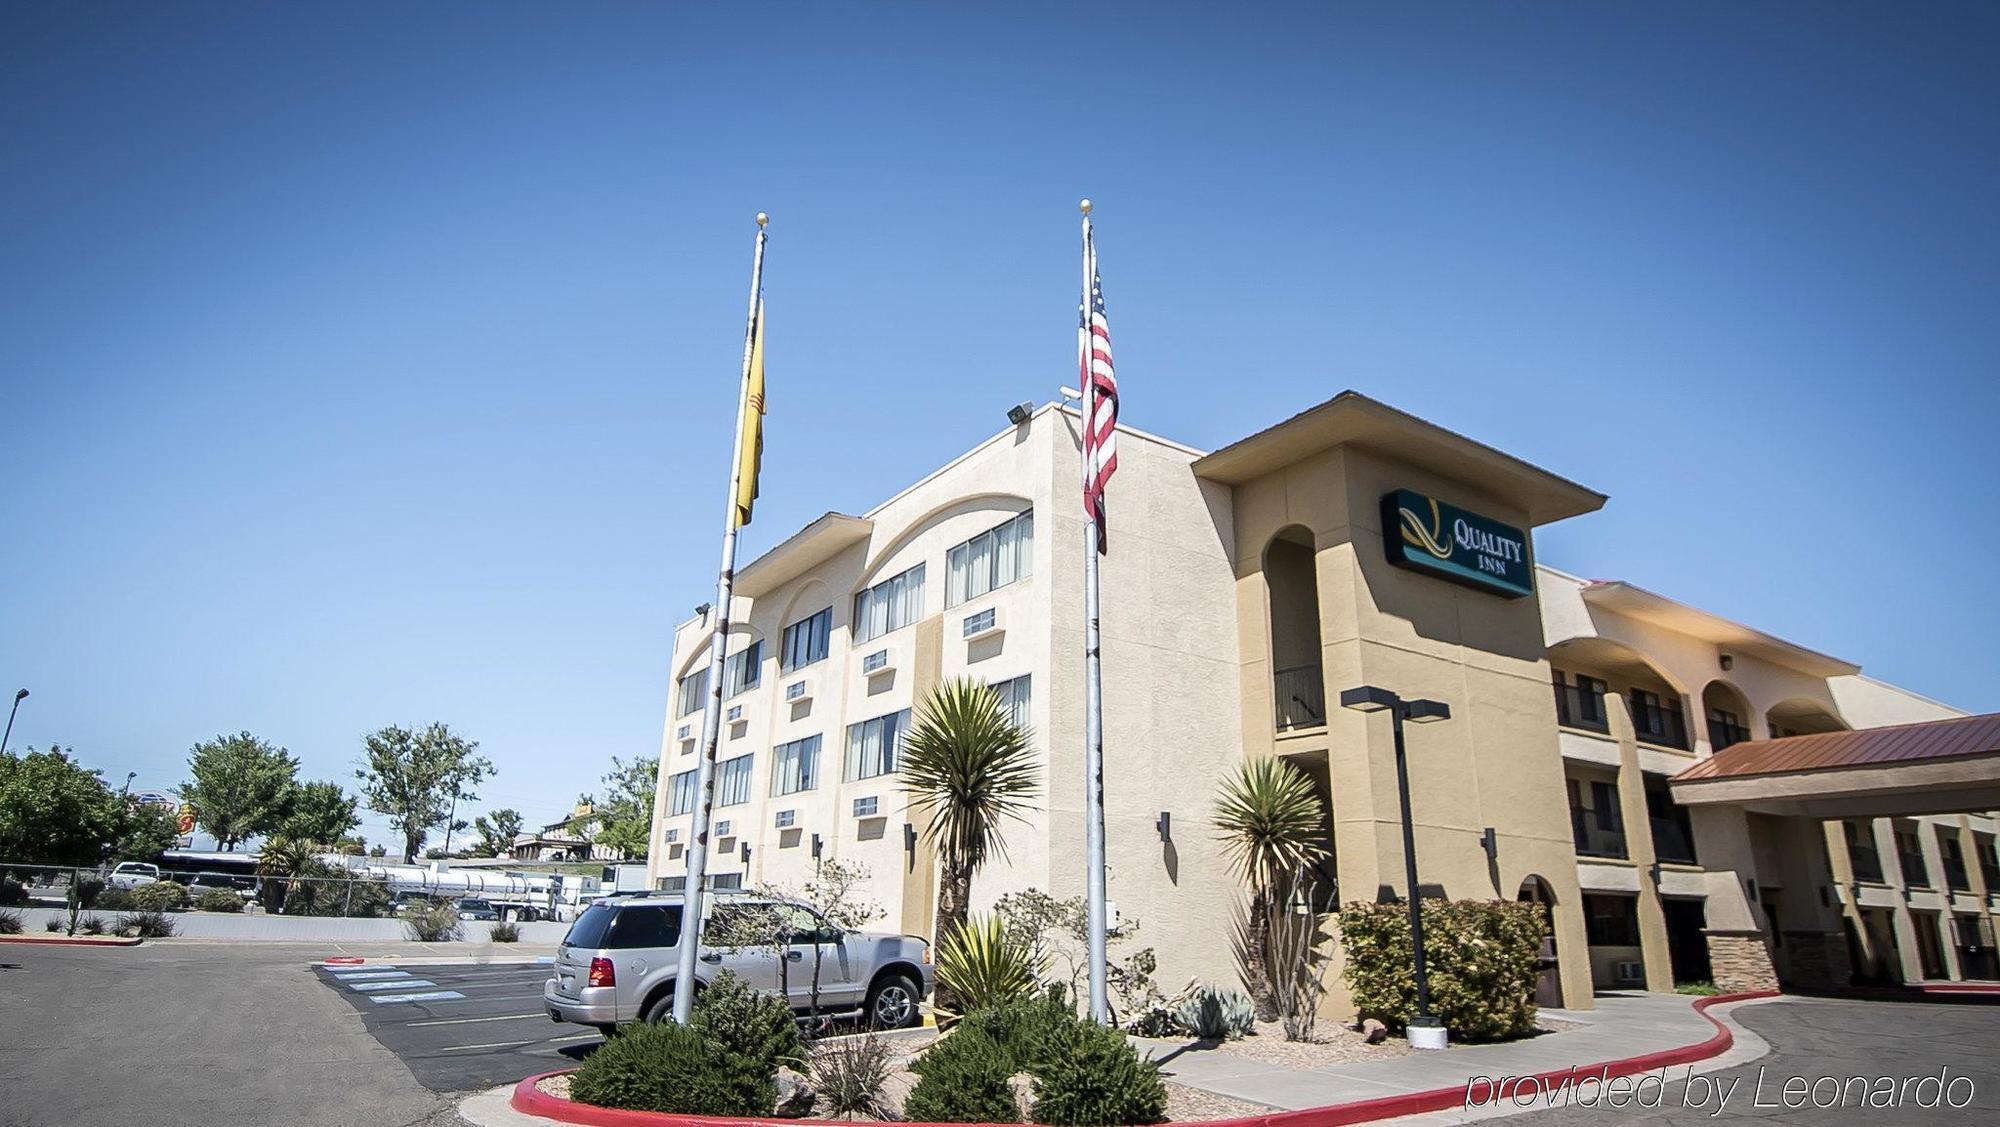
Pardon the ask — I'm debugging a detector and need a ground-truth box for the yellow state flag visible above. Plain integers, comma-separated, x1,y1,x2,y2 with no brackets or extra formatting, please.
732,298,766,528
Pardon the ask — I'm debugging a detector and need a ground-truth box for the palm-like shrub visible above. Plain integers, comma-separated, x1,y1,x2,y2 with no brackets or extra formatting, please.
1214,756,1328,1019
936,912,1039,1015
0,907,22,934
404,901,462,942
901,678,1038,1007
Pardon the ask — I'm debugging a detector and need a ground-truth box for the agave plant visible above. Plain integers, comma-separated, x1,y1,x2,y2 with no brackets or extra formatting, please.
1214,756,1328,1019
900,679,1038,949
934,912,1039,1014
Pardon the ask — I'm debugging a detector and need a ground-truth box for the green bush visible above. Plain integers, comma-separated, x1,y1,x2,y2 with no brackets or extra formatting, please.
689,969,805,1113
489,921,520,943
1177,984,1255,1041
119,910,177,938
0,907,22,934
936,913,1039,1014
905,1028,1022,1124
1337,898,1543,1041
569,1020,732,1115
403,902,462,942
1029,1017,1167,1126
194,889,245,913
0,877,26,906
92,887,134,912
1676,981,1721,996
956,989,1074,1074
127,882,189,912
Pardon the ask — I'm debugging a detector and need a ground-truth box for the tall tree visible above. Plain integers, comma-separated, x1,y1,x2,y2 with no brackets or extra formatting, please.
113,802,182,860
899,677,1038,1013
278,780,360,846
355,723,492,862
468,808,524,858
0,746,122,865
181,732,300,850
1214,756,1329,1020
593,756,657,859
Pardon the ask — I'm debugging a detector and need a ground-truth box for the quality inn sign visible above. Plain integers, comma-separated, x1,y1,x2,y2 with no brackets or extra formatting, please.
1381,489,1534,599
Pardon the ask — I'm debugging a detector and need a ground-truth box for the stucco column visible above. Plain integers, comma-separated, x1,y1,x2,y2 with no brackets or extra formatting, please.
1605,695,1673,992
1766,815,1851,990
1873,818,1927,983
1915,825,1965,981
1685,803,1778,993
1955,820,1999,981
1822,820,1881,978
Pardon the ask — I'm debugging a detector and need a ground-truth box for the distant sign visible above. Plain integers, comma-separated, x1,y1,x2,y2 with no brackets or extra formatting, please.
177,804,198,835
131,790,177,812
1381,489,1534,599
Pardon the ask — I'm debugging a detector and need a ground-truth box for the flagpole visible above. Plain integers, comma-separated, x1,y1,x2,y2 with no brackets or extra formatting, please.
671,211,769,1025
1079,199,1110,1026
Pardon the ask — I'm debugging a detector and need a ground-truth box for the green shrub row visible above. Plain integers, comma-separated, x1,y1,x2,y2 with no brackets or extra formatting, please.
1337,898,1544,1041
569,971,803,1118
194,888,245,913
906,990,1166,1125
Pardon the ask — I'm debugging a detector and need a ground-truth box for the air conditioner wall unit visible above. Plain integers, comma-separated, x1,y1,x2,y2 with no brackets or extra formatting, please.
1613,960,1645,984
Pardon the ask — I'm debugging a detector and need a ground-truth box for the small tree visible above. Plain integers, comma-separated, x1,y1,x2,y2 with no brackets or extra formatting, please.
182,732,300,850
467,808,524,858
593,756,657,859
0,746,124,865
725,859,884,1027
1337,899,1544,1040
1214,757,1328,1019
278,780,360,845
355,723,492,862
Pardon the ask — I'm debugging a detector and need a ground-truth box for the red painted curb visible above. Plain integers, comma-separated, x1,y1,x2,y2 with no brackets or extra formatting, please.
0,934,144,947
324,957,367,965
509,991,1781,1127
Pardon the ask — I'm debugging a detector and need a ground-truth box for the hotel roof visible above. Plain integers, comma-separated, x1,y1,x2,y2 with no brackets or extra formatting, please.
1676,712,2000,782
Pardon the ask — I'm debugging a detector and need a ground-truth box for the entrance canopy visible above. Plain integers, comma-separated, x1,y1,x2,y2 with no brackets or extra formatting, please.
1671,713,2000,818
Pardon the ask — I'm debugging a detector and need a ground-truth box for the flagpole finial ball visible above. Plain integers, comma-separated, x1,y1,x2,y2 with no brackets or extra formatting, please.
755,212,769,228
1079,198,1092,215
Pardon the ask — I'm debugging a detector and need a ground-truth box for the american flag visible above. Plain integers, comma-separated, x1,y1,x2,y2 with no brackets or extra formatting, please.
1080,221,1118,552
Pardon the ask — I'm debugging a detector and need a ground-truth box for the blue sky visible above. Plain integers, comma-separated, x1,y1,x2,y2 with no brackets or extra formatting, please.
3,3,1995,846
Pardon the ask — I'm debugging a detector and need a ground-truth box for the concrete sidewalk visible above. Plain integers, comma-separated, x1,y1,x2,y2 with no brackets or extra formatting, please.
1132,993,1752,1111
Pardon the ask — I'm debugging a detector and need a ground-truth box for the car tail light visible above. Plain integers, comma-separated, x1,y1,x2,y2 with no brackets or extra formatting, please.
588,957,616,988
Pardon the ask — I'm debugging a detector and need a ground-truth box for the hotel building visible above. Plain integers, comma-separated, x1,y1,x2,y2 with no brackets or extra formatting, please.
646,392,2000,1011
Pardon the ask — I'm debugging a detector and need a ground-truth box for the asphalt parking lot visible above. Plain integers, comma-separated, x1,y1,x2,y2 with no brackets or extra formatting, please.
313,959,604,1092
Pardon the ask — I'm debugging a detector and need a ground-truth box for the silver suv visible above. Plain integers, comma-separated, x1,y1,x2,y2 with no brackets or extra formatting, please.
544,893,930,1032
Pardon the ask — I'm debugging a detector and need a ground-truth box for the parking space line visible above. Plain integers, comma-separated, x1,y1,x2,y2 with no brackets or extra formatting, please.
352,979,437,992
435,1039,537,1053
403,1013,548,1028
370,990,467,1004
545,1032,599,1043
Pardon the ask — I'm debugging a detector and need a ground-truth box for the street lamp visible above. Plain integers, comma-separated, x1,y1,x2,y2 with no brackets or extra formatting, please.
1,688,27,756
1340,684,1452,1049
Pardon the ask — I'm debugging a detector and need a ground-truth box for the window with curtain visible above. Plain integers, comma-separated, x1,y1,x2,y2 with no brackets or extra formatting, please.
668,769,698,815
946,511,1033,607
845,709,912,780
722,641,763,698
780,608,831,672
989,674,1032,731
771,735,821,796
718,754,754,806
853,564,926,642
676,667,710,717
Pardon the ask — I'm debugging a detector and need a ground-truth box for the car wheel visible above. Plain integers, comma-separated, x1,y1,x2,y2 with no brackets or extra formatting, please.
641,983,699,1024
866,974,921,1030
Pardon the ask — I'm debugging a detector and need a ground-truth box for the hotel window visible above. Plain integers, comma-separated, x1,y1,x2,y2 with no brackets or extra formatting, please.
722,641,763,698
781,607,832,672
946,511,1033,607
1582,894,1641,946
854,564,925,643
676,667,709,717
718,754,754,807
771,735,821,796
668,769,698,816
989,674,1032,731
846,709,912,780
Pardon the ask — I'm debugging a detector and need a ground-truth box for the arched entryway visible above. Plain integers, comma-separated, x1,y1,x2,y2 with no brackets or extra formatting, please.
1265,527,1323,731
1700,680,1755,751
1517,876,1565,1007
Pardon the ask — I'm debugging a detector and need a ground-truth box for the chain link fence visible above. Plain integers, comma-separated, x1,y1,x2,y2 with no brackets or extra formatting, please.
1,859,574,922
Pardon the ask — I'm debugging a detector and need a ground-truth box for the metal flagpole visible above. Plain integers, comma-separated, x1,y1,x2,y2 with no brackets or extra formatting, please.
1079,199,1110,1025
671,212,769,1025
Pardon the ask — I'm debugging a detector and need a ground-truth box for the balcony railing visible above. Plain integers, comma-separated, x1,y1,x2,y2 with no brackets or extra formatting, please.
1707,719,1751,751
1553,682,1610,734
1632,700,1690,751
1571,807,1629,860
1274,664,1325,732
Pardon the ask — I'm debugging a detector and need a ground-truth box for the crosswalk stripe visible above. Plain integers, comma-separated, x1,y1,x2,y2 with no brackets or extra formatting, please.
352,979,436,992
370,990,466,1004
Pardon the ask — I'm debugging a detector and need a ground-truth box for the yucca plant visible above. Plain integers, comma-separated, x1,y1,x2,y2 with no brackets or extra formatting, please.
935,912,1040,1015
1214,756,1328,1019
900,678,1038,1007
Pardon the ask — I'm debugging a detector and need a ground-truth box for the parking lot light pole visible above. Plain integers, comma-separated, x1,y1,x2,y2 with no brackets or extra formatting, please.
1,688,27,756
1340,685,1452,1050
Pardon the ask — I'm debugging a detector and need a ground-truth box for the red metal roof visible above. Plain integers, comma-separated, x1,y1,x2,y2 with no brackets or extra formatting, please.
1675,712,2000,782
